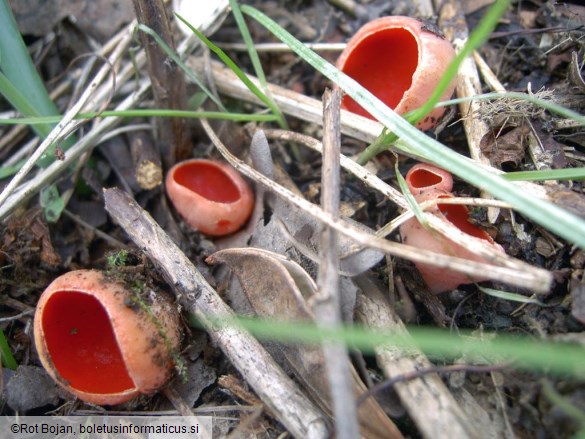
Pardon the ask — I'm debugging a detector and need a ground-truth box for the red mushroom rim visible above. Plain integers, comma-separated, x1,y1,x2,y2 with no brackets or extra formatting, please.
173,161,241,203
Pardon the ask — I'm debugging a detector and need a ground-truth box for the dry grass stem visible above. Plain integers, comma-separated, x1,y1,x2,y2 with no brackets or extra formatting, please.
354,280,481,439
262,129,530,273
104,188,330,439
315,89,360,438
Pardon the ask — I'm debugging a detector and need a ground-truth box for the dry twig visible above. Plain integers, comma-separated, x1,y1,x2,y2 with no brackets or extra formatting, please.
103,188,329,439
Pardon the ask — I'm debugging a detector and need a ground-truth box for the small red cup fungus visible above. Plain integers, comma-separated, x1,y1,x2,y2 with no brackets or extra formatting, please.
336,16,456,130
399,164,505,293
165,159,254,236
405,163,453,195
34,270,181,405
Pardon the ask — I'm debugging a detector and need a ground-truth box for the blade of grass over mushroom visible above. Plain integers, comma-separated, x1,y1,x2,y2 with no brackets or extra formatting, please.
395,161,428,226
404,0,511,127
241,5,585,250
355,0,512,161
175,13,288,129
197,316,585,378
137,24,226,112
503,168,585,182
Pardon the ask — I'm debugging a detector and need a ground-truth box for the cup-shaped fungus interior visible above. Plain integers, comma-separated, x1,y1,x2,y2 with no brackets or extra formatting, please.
437,196,493,242
341,27,418,118
408,167,443,190
173,161,240,203
41,291,134,394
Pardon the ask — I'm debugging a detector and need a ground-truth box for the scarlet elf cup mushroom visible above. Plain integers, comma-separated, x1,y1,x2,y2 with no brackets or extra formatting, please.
336,16,457,130
399,164,505,293
34,270,181,405
165,159,254,236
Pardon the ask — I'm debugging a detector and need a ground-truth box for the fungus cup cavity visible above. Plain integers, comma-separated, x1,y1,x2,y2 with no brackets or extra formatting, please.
336,16,457,130
34,270,181,405
405,163,453,195
166,159,254,236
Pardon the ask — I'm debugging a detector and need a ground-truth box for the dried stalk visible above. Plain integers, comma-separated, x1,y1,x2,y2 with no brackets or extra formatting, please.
315,89,360,438
132,0,191,167
0,3,229,222
354,277,482,439
103,188,329,439
0,79,151,222
187,56,550,203
0,24,135,210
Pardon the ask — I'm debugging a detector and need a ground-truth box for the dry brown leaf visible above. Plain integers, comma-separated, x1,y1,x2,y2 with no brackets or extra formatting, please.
207,247,403,439
480,125,531,168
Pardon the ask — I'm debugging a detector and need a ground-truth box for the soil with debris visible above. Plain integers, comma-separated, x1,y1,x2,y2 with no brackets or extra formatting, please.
1,0,585,438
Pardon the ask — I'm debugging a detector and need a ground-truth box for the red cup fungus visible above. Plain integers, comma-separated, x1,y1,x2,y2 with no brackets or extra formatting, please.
34,270,181,405
399,164,505,293
336,16,457,130
165,159,254,236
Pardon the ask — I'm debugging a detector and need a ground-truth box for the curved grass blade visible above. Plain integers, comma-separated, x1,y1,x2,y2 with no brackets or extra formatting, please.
175,12,287,129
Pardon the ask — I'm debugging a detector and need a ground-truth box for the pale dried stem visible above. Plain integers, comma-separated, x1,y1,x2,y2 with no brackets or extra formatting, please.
0,24,136,210
200,119,551,292
0,5,220,221
103,188,329,439
0,79,151,221
315,89,360,438
189,57,551,203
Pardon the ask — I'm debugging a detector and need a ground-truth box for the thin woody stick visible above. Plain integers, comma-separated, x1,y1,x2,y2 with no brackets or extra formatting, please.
315,89,360,438
103,188,329,439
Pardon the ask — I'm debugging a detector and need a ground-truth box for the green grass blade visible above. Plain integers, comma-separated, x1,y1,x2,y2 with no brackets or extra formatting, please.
0,0,60,119
228,0,267,88
479,287,547,306
197,316,585,378
228,0,288,129
0,109,279,125
0,0,75,168
0,329,17,370
0,71,53,138
241,4,585,250
175,12,287,129
503,168,585,182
